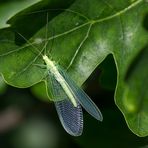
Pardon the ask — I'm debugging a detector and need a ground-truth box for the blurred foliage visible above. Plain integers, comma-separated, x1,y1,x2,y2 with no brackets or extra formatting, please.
0,75,7,95
11,117,60,148
0,0,41,29
31,81,49,102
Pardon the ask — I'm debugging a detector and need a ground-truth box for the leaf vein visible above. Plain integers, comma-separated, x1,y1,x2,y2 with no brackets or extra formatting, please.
66,23,93,70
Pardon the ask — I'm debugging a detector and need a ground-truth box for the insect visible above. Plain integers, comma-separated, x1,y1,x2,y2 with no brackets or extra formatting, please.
43,55,103,136
16,11,103,136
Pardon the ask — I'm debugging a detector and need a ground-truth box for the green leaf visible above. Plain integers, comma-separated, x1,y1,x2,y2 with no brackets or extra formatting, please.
0,0,41,29
0,75,7,94
31,81,49,102
116,46,148,136
0,0,148,136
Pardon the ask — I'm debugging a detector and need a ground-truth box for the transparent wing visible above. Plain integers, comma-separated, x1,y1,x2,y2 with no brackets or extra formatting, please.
46,71,83,136
55,99,83,136
46,71,67,102
58,67,103,121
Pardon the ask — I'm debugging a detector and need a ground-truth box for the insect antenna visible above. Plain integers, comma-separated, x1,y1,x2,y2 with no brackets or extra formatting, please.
48,26,55,56
43,11,55,58
44,12,49,56
15,31,45,58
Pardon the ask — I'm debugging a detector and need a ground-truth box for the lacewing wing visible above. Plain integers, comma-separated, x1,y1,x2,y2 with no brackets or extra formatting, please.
46,63,103,136
55,99,83,136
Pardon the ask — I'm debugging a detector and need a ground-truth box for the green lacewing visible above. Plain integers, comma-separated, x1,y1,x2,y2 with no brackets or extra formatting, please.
16,10,103,136
43,55,103,136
